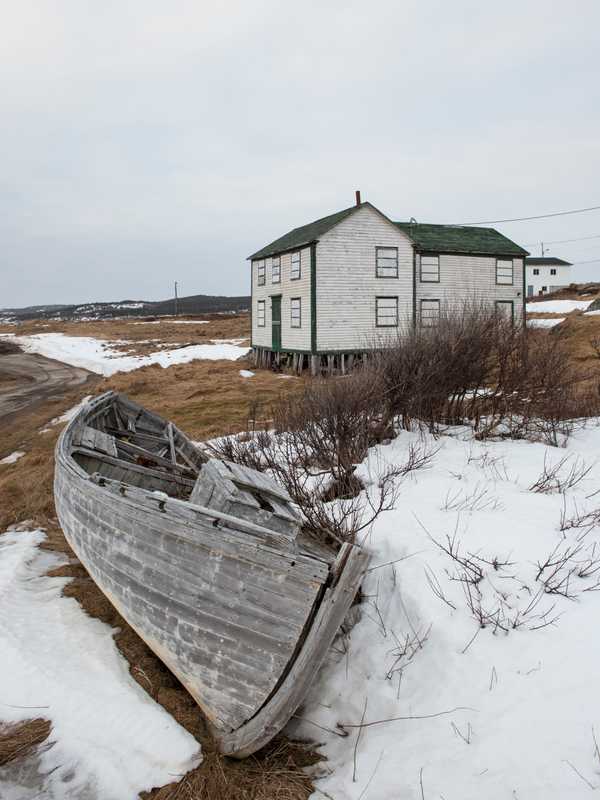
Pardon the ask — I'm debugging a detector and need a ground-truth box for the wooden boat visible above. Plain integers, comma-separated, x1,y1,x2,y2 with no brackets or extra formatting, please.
54,391,369,757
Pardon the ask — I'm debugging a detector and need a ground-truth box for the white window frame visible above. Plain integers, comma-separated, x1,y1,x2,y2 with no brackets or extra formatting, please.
550,268,557,276
496,259,514,285
533,268,539,275
272,255,281,284
290,297,301,328
375,296,398,327
257,260,265,286
291,251,301,280
420,255,440,283
257,299,265,327
376,247,399,278
420,299,440,328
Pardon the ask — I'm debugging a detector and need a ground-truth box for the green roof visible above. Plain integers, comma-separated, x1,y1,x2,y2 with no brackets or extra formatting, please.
248,202,529,260
248,204,361,260
394,222,528,256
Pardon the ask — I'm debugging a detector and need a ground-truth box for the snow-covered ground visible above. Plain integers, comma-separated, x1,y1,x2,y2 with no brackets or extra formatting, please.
527,317,565,328
527,299,593,313
292,424,600,800
0,333,250,376
0,528,200,800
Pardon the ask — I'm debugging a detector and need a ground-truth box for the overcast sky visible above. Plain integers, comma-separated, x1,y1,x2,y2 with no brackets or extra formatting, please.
2,1,600,307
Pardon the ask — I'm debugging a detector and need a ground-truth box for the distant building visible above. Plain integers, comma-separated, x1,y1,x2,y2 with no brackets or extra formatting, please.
525,257,572,297
249,196,529,374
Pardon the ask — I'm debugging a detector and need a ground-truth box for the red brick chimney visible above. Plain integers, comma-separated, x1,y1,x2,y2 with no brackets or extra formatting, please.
355,190,361,206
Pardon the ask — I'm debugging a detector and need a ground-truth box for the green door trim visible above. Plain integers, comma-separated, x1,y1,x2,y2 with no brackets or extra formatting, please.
271,295,282,352
310,242,317,353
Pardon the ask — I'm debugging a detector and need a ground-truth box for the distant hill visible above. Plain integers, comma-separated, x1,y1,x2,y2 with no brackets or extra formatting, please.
0,294,250,322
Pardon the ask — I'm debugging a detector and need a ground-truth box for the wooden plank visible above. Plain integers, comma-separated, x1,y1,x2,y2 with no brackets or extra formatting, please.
166,422,177,465
216,543,370,755
115,438,195,475
75,447,196,487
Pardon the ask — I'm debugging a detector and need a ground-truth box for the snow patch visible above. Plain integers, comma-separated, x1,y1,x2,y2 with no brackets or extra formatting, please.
0,451,25,465
0,530,200,799
2,333,250,376
239,370,255,378
527,299,592,313
292,426,600,800
527,317,565,328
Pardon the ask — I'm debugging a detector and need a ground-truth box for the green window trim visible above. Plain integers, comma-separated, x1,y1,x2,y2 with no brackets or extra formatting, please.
375,296,399,327
291,251,301,280
420,255,440,283
495,299,515,324
290,297,301,328
257,260,266,286
496,258,514,286
420,298,440,327
375,246,399,278
257,299,266,327
272,256,281,284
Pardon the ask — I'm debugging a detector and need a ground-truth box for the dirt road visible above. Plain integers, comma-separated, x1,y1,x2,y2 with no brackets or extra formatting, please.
0,341,95,425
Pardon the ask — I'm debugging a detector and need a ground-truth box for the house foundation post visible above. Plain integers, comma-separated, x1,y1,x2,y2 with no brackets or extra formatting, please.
310,355,319,377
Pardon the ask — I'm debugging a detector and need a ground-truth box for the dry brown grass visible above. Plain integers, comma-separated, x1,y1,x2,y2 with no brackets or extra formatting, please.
144,738,321,800
0,719,52,766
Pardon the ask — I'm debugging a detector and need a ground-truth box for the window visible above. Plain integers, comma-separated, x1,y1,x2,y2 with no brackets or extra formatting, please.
375,296,398,327
533,268,539,275
290,298,301,328
257,299,265,327
550,268,557,276
291,251,301,280
376,247,398,278
495,300,514,323
496,259,514,285
420,255,440,283
272,256,281,283
420,299,440,327
257,260,265,286
542,285,547,292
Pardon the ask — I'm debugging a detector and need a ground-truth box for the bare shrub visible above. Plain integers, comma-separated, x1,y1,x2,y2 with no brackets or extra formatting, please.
370,301,599,446
529,453,594,494
211,372,435,545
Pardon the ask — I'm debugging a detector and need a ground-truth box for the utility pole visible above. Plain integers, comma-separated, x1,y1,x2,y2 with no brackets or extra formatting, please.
540,242,547,256
174,281,178,317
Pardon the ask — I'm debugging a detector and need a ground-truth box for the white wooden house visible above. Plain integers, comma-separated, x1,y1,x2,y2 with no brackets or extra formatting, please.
249,197,529,374
525,257,572,297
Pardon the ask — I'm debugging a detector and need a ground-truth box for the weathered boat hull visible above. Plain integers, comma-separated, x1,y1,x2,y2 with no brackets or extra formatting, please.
54,392,369,757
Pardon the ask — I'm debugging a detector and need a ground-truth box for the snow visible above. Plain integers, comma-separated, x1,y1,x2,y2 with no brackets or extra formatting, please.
585,310,600,316
239,370,255,378
527,300,593,313
0,451,25,465
0,528,200,799
291,424,600,800
527,317,565,328
1,333,250,376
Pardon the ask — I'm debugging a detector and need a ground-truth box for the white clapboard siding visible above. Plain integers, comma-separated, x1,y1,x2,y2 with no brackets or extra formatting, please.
251,248,311,351
416,255,525,320
316,206,413,351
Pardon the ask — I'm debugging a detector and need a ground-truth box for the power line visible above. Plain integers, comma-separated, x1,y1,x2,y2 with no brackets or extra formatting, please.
523,233,600,247
462,204,600,226
572,258,600,266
